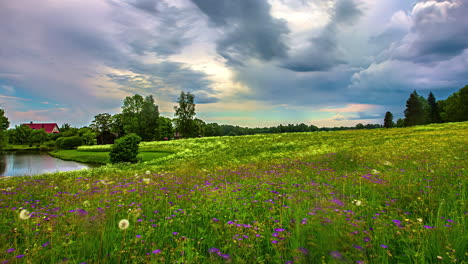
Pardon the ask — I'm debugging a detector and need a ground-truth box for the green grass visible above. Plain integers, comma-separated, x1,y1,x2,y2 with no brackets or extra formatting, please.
49,150,174,164
0,122,467,263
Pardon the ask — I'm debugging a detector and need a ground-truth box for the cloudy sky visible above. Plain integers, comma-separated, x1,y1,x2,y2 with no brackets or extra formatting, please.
1,0,467,128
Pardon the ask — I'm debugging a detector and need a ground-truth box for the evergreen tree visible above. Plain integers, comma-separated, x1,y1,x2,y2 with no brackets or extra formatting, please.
174,92,196,138
383,111,394,128
427,92,441,123
404,91,426,126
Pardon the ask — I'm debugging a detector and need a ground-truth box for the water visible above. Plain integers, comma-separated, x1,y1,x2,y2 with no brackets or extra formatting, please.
0,151,99,176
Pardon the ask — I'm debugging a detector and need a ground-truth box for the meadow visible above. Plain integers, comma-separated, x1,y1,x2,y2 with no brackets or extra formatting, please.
0,122,467,263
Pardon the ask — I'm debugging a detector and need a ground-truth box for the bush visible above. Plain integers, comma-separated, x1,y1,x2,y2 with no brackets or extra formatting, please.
109,133,141,164
56,136,83,149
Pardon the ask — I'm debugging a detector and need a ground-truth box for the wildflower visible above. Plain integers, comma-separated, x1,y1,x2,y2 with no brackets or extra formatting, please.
83,200,90,207
143,178,151,184
208,248,220,253
330,251,343,259
19,209,31,220
437,256,443,260
118,219,130,230
352,200,362,206
145,170,151,174
271,240,278,244
6,248,15,253
417,218,423,223
423,225,433,229
380,244,388,248
172,232,178,235
152,249,161,254
16,255,25,259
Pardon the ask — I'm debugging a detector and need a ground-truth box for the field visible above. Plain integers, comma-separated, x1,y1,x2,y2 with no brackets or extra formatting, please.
0,122,467,263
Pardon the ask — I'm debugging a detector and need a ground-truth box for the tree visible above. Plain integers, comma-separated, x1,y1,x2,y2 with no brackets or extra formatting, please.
174,92,196,138
139,95,159,141
383,111,394,128
8,125,33,145
122,94,144,136
439,85,468,122
395,118,405,128
109,133,141,164
404,91,427,126
157,116,174,140
427,92,441,124
121,94,159,141
90,113,115,144
0,109,9,149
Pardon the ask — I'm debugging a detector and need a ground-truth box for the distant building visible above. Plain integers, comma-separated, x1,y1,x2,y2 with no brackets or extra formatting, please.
22,122,60,133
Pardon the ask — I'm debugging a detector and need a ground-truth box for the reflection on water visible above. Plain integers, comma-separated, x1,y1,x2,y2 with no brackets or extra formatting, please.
0,151,98,176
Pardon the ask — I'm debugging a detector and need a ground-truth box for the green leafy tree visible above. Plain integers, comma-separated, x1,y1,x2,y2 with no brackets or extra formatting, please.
439,85,468,122
383,111,394,128
78,127,97,145
404,91,427,126
111,113,125,139
122,94,144,136
0,109,9,149
91,113,115,144
109,133,141,164
205,123,221,137
157,116,174,140
174,92,196,138
140,95,159,141
8,125,33,145
395,118,405,128
427,92,441,124
30,129,48,145
121,94,159,141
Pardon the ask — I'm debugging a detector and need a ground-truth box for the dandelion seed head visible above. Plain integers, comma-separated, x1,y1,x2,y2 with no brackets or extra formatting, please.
19,209,31,220
118,219,129,230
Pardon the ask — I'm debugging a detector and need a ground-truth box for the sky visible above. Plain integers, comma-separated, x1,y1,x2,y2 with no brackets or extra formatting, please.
1,0,467,128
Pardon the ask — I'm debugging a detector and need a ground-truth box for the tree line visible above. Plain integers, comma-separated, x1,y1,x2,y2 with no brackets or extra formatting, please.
383,85,468,128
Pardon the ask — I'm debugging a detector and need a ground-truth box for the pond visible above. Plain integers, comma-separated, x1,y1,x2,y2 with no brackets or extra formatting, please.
0,151,100,177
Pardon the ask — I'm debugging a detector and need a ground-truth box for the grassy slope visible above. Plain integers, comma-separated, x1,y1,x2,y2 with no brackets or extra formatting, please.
0,122,467,263
49,150,174,164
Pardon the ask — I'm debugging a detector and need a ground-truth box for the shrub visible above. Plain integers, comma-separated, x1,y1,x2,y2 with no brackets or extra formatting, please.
57,136,83,149
109,133,141,164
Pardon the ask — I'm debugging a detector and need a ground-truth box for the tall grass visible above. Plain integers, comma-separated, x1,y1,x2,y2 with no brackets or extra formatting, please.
0,122,466,263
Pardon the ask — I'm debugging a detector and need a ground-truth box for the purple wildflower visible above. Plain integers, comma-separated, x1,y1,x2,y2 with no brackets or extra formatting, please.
136,235,141,238
380,244,388,248
212,218,219,222
152,249,161,254
6,248,15,253
208,248,220,253
16,255,25,259
423,225,433,229
272,240,279,244
172,232,178,235
330,251,343,259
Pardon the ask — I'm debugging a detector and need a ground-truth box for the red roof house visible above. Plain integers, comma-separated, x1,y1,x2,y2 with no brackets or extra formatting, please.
22,122,60,133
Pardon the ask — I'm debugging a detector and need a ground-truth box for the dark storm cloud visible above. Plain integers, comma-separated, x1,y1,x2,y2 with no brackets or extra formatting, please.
393,0,468,62
191,0,289,65
107,61,219,104
109,0,194,57
281,0,362,72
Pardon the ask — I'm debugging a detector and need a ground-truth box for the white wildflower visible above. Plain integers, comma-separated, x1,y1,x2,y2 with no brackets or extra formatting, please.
19,209,31,220
118,219,130,230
